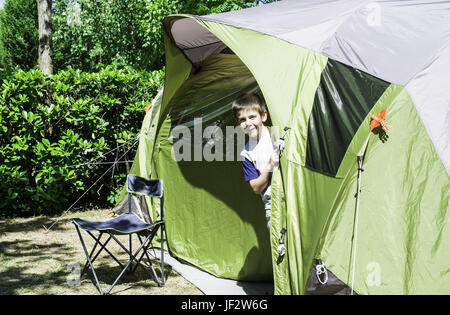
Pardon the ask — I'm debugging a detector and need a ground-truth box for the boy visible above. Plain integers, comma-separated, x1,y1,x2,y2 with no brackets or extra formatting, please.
232,93,279,229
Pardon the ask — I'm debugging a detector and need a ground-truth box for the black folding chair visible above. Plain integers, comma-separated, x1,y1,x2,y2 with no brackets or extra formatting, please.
72,174,165,295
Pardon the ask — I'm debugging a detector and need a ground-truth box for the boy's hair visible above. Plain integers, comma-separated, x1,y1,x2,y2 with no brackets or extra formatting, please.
232,93,267,119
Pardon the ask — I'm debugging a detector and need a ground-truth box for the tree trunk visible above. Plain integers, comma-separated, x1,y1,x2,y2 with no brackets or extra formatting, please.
37,0,53,75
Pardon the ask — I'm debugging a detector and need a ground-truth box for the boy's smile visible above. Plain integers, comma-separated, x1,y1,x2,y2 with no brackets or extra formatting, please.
237,108,268,140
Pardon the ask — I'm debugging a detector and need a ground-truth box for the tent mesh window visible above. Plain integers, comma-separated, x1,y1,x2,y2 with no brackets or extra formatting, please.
305,60,389,177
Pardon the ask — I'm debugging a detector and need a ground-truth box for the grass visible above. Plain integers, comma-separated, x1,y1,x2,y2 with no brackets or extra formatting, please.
0,209,203,295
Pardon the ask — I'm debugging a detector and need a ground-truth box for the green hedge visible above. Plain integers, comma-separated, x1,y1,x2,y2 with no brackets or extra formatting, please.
0,66,164,218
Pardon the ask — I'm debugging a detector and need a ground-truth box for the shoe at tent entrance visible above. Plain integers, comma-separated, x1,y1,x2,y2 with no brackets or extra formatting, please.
111,0,449,295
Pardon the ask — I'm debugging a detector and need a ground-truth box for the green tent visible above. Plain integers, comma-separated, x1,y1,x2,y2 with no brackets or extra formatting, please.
116,0,450,294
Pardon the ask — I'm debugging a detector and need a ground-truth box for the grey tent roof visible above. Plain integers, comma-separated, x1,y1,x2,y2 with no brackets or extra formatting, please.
165,0,450,174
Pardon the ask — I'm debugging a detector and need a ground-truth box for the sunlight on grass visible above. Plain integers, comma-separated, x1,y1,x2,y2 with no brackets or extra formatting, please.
0,209,203,295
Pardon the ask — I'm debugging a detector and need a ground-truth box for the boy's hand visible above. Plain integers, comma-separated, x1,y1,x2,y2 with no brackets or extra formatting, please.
273,139,285,153
250,148,280,195
266,149,280,172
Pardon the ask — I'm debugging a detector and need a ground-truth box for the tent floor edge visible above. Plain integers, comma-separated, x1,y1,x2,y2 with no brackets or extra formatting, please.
305,259,357,295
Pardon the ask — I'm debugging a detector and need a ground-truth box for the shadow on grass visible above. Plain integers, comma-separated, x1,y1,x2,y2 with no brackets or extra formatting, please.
0,213,180,295
0,216,75,294
0,216,68,234
81,262,174,295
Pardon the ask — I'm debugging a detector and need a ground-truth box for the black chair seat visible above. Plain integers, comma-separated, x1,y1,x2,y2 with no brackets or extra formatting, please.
73,213,156,234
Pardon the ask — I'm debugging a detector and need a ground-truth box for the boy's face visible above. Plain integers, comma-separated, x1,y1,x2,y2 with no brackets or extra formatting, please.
237,108,268,139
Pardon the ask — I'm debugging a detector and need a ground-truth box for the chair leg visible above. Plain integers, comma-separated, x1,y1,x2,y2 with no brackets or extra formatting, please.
105,231,162,294
133,234,152,273
80,232,103,277
81,231,125,275
74,223,165,295
81,233,119,276
74,224,104,295
142,224,166,287
129,234,133,274
160,224,165,286
135,232,163,286
75,228,128,295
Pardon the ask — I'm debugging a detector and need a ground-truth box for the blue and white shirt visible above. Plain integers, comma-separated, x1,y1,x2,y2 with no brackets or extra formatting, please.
240,127,275,212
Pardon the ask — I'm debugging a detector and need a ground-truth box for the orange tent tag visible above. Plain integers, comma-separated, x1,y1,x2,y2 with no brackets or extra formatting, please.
144,103,153,113
370,108,389,132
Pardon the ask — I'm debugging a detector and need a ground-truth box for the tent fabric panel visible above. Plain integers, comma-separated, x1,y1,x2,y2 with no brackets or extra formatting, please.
319,0,450,86
164,15,221,50
321,2,450,175
318,89,450,294
192,1,450,175
164,15,226,68
166,53,258,133
195,18,328,140
160,31,193,124
197,0,363,41
305,59,389,177
270,164,292,294
196,0,450,86
406,43,450,177
156,117,272,281
113,90,165,221
151,53,272,281
280,160,343,294
271,139,345,294
335,83,403,178
167,1,450,173
137,89,164,178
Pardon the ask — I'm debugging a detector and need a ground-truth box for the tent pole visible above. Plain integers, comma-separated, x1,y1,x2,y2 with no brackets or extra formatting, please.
274,127,290,261
349,155,364,295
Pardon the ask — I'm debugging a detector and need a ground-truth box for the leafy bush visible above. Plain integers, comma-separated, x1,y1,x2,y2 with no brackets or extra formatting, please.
0,0,275,73
0,0,38,72
51,0,269,72
0,65,164,217
52,0,168,72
